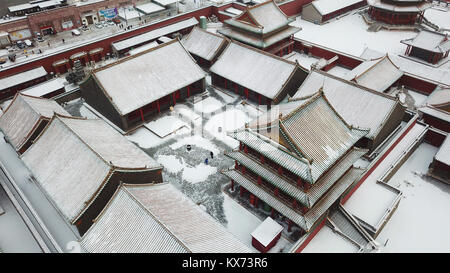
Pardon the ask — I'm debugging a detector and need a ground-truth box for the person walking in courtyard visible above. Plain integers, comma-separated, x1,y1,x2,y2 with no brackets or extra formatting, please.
205,158,209,165
210,151,214,159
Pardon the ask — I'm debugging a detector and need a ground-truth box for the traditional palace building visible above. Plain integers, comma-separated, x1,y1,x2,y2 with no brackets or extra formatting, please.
222,92,369,235
218,0,301,57
367,0,432,25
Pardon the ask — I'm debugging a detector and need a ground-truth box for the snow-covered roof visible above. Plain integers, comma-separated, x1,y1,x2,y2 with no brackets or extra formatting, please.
225,0,293,34
8,3,37,12
360,48,450,86
291,70,401,140
222,166,365,231
311,0,364,15
20,78,64,97
435,135,450,165
126,183,252,253
251,217,283,247
426,88,450,108
209,41,301,100
80,185,190,253
153,0,177,6
157,36,172,43
419,105,450,122
279,92,368,179
37,0,62,9
401,30,450,53
225,7,243,16
182,27,228,61
112,17,198,52
368,0,432,12
135,2,165,15
21,115,161,222
218,25,300,48
0,93,68,150
0,67,47,91
94,39,206,115
344,55,403,92
128,41,159,55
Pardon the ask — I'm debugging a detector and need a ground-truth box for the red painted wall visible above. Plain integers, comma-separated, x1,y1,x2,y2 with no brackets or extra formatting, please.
294,214,327,253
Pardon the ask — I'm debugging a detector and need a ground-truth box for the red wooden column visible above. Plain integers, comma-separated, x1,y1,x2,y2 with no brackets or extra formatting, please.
288,220,293,232
156,99,160,113
278,166,283,175
235,83,238,94
172,92,176,105
245,88,249,99
260,154,265,164
235,160,239,169
224,78,227,89
297,177,303,188
139,108,145,122
187,86,191,97
257,176,262,185
274,188,279,197
231,179,234,191
258,94,261,105
65,62,70,71
271,208,275,218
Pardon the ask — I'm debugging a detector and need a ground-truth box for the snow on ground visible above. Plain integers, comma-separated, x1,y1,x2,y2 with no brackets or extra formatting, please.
302,225,360,253
144,115,188,137
204,108,252,149
292,12,417,56
344,123,427,226
286,52,320,71
377,143,450,252
169,135,220,155
0,185,42,253
222,193,261,252
194,96,223,114
214,88,239,104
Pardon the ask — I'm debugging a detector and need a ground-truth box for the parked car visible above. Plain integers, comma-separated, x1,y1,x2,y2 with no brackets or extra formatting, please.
16,41,25,49
107,20,115,26
71,29,81,36
94,23,103,29
24,39,33,47
101,21,108,27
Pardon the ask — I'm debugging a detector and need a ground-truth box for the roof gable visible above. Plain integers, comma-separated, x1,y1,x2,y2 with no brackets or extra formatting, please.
93,39,206,115
291,69,401,140
209,41,301,100
279,92,368,177
80,186,190,253
0,93,68,149
225,0,291,34
181,27,229,61
345,54,404,92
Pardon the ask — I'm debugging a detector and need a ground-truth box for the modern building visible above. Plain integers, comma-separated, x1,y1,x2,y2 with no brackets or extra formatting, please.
290,69,405,152
0,66,48,100
218,0,301,56
80,39,206,131
0,93,69,154
210,41,308,105
301,0,367,24
21,115,163,235
401,30,450,64
343,54,403,93
222,92,369,236
181,26,229,67
367,0,432,25
80,183,252,253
